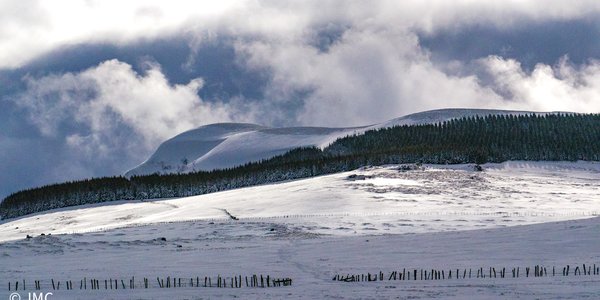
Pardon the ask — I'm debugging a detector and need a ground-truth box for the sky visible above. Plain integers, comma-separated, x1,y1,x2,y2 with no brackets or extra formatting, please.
1,0,600,199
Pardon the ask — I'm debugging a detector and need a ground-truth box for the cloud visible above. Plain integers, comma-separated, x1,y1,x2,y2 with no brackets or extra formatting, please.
0,0,242,68
3,0,600,69
237,22,600,127
236,27,504,126
480,56,600,112
14,59,251,163
13,5,600,132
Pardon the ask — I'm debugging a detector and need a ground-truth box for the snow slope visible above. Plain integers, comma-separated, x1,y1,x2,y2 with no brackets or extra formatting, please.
2,162,600,299
125,124,365,176
4,161,599,242
3,216,600,299
125,108,547,176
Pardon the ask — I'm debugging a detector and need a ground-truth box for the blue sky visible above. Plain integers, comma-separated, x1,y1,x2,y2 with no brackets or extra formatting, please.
1,0,600,198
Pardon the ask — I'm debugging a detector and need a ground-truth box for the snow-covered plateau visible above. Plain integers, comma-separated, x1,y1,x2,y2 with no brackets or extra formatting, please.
2,161,600,299
125,108,545,177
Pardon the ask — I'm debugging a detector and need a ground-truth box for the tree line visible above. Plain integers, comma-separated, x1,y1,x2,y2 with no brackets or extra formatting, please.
1,113,599,219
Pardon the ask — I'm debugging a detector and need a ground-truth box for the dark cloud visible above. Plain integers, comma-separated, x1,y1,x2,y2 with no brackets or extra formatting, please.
309,23,350,53
420,19,600,70
0,136,85,198
6,36,267,101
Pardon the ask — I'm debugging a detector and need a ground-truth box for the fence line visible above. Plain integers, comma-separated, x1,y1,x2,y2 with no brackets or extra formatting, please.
333,263,600,283
7,274,292,292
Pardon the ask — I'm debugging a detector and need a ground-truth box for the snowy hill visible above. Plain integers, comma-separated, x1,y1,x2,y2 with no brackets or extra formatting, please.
5,161,599,242
125,108,543,177
2,162,600,299
375,108,541,129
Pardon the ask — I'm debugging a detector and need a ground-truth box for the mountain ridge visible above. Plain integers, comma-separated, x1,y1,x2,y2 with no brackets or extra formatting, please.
125,108,554,177
4,111,596,220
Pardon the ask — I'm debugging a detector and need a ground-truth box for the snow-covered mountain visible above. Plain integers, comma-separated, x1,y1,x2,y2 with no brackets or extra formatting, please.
124,108,540,177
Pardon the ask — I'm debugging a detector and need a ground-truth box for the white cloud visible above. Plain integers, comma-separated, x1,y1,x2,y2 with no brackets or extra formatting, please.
3,0,600,69
237,23,600,127
237,27,506,126
480,56,600,112
13,2,600,132
15,59,249,160
10,1,600,131
0,0,243,68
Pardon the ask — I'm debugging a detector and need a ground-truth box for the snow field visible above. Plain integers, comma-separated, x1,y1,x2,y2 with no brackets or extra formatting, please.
1,161,600,298
2,161,599,242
